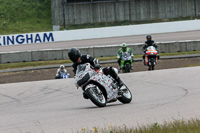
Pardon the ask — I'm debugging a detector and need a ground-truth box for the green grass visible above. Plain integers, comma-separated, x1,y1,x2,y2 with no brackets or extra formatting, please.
97,51,200,61
185,63,200,67
0,51,200,70
0,60,72,70
78,119,200,133
0,0,52,35
159,51,200,56
0,0,198,35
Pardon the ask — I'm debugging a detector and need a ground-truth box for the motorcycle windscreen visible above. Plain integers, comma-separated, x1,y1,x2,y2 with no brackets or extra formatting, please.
76,64,87,74
76,64,90,86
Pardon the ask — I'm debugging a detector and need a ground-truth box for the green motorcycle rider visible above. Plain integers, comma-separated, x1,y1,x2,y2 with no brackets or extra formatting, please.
117,43,134,71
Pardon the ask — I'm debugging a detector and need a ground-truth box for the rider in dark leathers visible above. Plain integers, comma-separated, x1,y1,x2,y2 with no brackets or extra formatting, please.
143,35,158,64
68,48,123,98
143,35,158,52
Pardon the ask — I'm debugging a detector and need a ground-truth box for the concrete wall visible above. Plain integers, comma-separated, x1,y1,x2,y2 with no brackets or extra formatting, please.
1,40,200,64
0,52,32,63
52,0,200,25
1,20,200,46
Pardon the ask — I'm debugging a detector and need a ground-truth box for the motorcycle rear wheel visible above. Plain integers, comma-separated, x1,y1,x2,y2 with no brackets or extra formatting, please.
85,87,106,107
117,84,132,104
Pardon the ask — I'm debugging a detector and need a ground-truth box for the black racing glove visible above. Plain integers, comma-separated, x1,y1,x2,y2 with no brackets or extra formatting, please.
94,64,101,69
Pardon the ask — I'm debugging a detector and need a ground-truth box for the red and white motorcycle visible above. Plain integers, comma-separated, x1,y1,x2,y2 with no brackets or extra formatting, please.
75,63,132,107
144,46,159,70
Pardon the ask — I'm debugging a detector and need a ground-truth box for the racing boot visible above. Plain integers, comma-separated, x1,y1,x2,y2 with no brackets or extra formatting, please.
118,65,122,72
117,78,123,88
131,66,134,70
143,55,146,65
109,67,123,93
115,77,123,95
83,91,89,99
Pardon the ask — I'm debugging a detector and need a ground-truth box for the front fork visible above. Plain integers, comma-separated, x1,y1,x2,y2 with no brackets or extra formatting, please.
84,84,96,91
144,55,158,65
120,59,132,68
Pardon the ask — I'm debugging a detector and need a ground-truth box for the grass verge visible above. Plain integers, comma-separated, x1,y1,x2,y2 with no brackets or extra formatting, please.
0,0,52,35
78,119,200,133
0,51,200,70
185,63,200,67
0,0,197,36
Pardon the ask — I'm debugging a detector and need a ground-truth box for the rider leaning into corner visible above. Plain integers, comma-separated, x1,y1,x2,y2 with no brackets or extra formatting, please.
142,35,158,64
68,48,124,98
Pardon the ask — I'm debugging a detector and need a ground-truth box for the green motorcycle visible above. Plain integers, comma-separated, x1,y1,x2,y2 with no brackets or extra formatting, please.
120,52,132,73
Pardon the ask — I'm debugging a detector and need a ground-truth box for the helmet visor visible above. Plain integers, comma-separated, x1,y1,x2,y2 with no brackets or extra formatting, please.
70,56,79,62
147,38,151,41
122,47,126,51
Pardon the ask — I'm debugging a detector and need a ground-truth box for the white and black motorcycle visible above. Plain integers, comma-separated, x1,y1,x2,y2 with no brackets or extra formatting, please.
75,63,132,107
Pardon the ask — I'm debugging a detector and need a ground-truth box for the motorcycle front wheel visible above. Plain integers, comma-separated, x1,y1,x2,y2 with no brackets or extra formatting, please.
122,64,130,73
149,58,155,70
85,87,106,107
117,84,132,104
125,64,131,73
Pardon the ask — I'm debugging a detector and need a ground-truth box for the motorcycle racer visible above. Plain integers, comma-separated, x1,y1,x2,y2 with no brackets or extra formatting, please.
55,65,70,79
68,48,124,98
117,43,134,70
143,35,158,65
143,35,158,53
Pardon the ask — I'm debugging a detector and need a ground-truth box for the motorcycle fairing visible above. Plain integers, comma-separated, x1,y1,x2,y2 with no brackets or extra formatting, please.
75,63,118,102
120,52,132,68
145,46,158,66
89,71,118,102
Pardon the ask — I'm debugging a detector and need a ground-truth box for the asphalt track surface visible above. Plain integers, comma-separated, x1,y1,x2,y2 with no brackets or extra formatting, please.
1,30,200,53
0,67,200,133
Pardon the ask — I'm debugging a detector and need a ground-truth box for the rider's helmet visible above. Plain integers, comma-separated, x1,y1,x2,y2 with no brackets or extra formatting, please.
68,48,81,63
146,35,152,41
60,65,65,72
121,43,127,52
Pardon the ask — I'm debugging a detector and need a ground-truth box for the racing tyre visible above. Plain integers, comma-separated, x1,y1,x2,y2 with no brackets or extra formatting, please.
148,58,155,71
85,87,106,107
125,64,131,73
150,58,155,70
117,84,132,104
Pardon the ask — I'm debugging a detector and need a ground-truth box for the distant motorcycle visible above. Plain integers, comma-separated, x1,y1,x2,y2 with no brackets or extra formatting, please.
120,52,132,73
144,46,159,70
60,72,70,79
75,63,132,107
55,72,70,79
